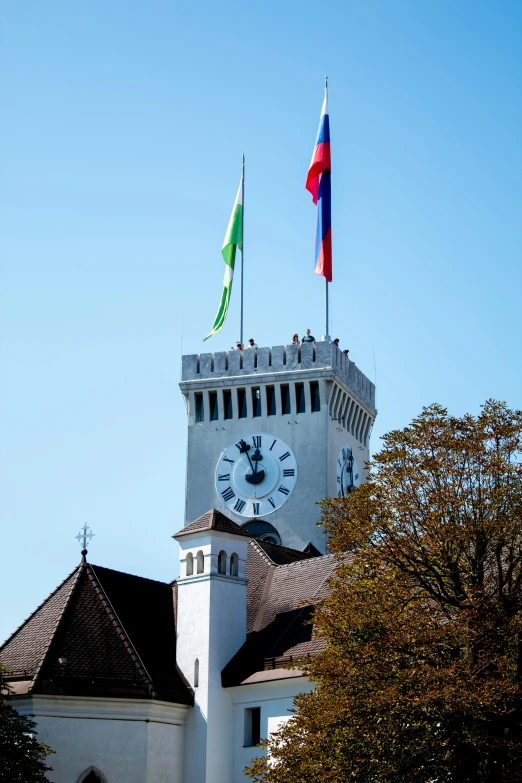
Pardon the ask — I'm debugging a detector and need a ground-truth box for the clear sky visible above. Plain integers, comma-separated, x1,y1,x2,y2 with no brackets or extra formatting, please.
1,0,521,643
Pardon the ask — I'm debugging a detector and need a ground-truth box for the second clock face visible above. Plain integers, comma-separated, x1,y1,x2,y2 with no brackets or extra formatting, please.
216,434,297,518
336,446,361,498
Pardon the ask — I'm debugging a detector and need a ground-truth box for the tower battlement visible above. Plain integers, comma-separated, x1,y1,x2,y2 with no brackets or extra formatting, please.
181,341,375,408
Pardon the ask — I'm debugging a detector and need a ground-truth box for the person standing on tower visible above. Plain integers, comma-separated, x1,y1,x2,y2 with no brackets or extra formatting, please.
302,328,316,343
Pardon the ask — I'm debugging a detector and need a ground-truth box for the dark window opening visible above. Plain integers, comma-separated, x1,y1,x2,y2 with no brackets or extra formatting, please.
310,381,320,413
238,389,247,418
195,393,204,422
244,706,261,746
295,383,306,414
281,384,291,415
209,391,218,421
224,389,233,420
252,387,261,417
266,386,276,416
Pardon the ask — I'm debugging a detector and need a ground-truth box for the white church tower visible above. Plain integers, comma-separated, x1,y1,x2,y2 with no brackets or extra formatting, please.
173,509,253,783
180,340,376,553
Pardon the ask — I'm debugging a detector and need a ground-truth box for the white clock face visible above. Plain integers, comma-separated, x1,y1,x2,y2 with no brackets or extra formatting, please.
336,446,361,498
216,434,297,518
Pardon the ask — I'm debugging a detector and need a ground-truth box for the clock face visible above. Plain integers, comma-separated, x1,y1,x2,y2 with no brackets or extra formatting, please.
336,446,361,498
216,434,297,518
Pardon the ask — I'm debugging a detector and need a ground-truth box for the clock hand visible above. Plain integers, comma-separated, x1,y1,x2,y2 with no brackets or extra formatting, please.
238,439,255,473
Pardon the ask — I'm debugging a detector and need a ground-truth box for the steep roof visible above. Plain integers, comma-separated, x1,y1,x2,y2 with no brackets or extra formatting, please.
173,508,254,539
0,562,192,705
223,548,338,687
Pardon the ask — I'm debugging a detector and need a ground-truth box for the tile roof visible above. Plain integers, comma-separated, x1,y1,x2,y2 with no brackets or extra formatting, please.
0,563,192,705
223,554,339,686
173,508,255,539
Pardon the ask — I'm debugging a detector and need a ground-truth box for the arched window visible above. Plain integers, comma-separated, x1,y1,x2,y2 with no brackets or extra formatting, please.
218,550,227,574
77,768,108,783
186,552,193,577
194,658,199,688
196,550,204,574
230,552,239,577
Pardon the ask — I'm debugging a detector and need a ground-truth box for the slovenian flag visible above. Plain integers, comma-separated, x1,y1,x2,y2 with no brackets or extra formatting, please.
306,91,332,282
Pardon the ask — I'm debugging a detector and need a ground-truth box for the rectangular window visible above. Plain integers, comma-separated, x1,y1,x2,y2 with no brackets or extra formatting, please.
281,384,291,415
195,393,204,422
295,383,306,414
266,386,276,416
224,389,233,420
238,388,247,419
310,381,320,413
244,707,261,747
252,387,261,417
209,391,218,421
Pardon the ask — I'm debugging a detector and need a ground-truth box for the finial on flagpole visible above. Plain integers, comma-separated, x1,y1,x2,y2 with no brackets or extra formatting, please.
75,523,95,562
324,75,328,92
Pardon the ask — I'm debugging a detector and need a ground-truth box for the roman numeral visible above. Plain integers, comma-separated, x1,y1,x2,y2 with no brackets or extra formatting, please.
354,474,359,481
338,490,342,497
279,451,290,461
283,468,295,477
234,499,246,513
236,441,244,451
253,436,261,448
221,487,235,502
223,456,234,465
268,497,276,508
253,503,260,515
270,439,277,451
218,473,230,481
337,476,341,483
278,485,290,495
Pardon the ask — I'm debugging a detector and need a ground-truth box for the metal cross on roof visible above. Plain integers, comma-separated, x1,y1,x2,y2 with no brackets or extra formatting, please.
75,523,95,562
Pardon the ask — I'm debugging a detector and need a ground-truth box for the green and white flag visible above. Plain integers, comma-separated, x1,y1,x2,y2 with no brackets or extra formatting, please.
204,176,243,341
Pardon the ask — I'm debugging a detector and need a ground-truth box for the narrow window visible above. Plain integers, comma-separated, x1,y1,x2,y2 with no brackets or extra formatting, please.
252,387,261,417
186,552,193,576
281,384,290,415
195,393,204,422
244,707,261,746
196,550,204,574
224,389,233,420
194,658,199,688
218,550,227,574
238,388,247,418
209,391,218,421
310,381,320,413
295,383,306,414
266,386,276,416
230,552,239,576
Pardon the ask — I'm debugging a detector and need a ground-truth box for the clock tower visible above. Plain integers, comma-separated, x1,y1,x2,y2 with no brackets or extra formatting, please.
180,340,376,553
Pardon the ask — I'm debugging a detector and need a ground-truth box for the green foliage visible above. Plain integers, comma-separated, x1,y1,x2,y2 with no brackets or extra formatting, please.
0,668,54,782
246,401,522,783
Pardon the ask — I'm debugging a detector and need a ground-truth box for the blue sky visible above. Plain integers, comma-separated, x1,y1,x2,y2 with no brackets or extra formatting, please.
1,0,521,643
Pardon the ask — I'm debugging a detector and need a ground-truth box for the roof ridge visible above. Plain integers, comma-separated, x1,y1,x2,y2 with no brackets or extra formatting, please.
0,564,80,654
31,564,85,691
88,565,156,696
249,540,276,566
273,554,336,570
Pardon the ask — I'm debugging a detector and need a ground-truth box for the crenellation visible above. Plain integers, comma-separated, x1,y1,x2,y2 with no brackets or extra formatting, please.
181,341,376,408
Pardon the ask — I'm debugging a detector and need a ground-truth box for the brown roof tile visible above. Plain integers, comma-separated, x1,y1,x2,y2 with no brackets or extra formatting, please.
173,508,254,539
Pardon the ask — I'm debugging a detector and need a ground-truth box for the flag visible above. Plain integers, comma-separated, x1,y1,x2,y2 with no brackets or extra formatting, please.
204,176,243,341
306,92,332,282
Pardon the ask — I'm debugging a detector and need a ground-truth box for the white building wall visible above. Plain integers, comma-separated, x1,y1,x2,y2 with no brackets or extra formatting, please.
15,696,188,783
228,675,315,783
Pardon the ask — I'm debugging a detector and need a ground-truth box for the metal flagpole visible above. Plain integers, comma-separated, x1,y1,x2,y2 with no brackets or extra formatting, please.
323,76,331,341
240,154,245,346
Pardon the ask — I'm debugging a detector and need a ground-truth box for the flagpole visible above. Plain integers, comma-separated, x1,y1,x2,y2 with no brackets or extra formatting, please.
240,154,245,346
323,76,331,341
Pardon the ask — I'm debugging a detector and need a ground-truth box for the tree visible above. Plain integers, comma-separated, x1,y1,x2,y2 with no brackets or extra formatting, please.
0,667,54,782
246,401,522,783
